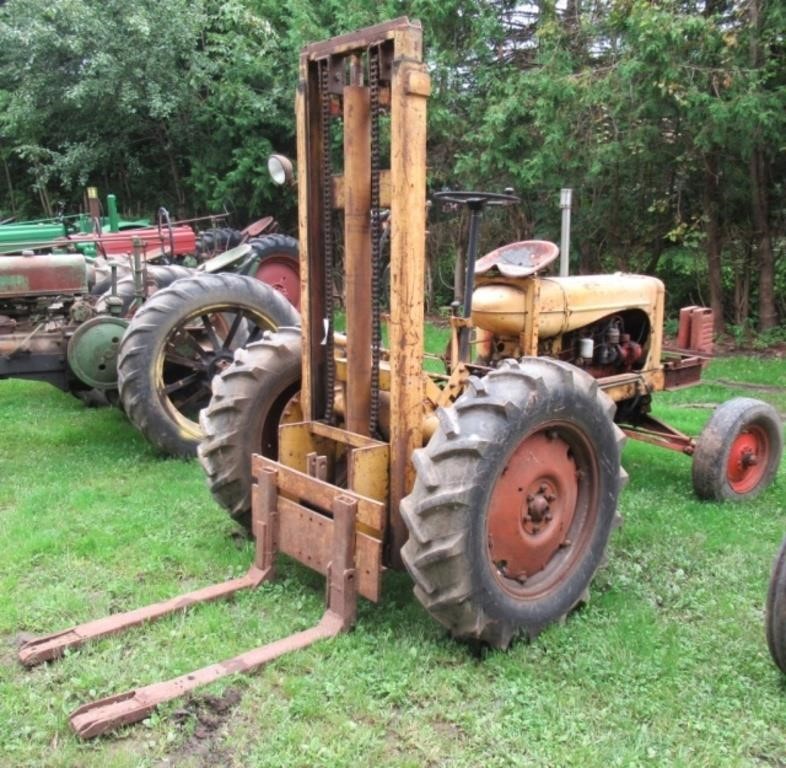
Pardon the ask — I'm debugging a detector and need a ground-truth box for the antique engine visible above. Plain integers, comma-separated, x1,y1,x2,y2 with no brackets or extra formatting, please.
469,242,664,380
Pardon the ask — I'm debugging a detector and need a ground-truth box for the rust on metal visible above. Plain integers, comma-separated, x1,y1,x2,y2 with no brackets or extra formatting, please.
621,413,695,454
663,355,704,390
253,466,279,573
18,478,277,668
253,453,383,601
18,571,267,667
22,451,361,740
306,451,329,481
252,453,384,533
68,614,348,739
344,83,373,435
387,45,429,566
303,17,418,59
727,426,769,494
276,495,382,601
294,19,428,566
487,428,578,581
65,470,359,739
475,240,559,278
240,215,276,238
485,421,601,599
0,254,87,297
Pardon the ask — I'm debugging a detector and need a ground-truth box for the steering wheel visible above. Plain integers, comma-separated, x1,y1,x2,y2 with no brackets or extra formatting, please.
156,207,176,264
432,190,520,209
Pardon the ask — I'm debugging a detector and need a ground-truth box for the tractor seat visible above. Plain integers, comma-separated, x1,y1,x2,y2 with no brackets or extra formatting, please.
474,240,559,278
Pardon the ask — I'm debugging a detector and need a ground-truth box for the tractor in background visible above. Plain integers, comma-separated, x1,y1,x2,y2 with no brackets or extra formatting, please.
1,198,301,455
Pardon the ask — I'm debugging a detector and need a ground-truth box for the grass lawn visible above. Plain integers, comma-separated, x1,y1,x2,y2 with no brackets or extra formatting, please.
1,354,785,767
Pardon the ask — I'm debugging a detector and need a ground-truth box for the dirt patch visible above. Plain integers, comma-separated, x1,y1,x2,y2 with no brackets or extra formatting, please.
160,686,243,767
0,632,36,668
709,378,786,395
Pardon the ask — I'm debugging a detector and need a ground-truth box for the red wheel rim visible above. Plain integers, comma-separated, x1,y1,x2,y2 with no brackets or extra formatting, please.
486,422,599,599
255,257,300,311
727,425,769,494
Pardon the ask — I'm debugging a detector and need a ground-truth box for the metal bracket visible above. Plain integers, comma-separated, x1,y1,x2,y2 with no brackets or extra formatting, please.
620,413,695,455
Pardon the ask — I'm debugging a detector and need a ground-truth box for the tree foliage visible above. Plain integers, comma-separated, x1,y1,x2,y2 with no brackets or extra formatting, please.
0,0,783,330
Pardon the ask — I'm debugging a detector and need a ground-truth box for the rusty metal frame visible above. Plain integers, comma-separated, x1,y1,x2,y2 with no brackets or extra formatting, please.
662,355,706,390
19,463,359,739
620,413,696,455
296,17,428,567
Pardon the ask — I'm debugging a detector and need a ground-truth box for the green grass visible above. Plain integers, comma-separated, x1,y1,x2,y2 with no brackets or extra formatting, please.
1,355,785,767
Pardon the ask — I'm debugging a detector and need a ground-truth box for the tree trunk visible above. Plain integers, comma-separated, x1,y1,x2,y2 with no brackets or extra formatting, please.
750,147,776,331
748,0,777,332
2,155,16,219
702,154,724,334
733,245,751,326
159,123,186,217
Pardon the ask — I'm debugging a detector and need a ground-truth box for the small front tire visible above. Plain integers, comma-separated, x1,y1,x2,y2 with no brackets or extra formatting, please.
692,397,783,501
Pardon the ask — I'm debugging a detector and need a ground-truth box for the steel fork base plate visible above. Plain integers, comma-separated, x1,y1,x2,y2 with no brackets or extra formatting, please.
70,612,346,738
18,568,269,667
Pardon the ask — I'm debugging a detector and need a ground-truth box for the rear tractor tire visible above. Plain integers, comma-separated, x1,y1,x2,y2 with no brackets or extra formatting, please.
118,273,300,457
246,234,301,311
401,358,627,649
195,227,243,261
692,397,783,501
198,328,302,528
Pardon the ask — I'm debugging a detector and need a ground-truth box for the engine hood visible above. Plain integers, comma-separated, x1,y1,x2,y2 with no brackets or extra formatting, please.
0,254,88,299
471,273,665,339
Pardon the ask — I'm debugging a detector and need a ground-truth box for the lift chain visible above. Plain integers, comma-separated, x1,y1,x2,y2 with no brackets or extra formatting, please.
368,46,382,436
319,58,336,422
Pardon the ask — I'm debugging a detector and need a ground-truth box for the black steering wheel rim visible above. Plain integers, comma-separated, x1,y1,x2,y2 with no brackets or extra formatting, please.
432,189,520,208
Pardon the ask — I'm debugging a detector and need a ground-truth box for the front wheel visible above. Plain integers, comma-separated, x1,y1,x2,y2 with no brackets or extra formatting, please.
198,328,302,528
117,273,300,457
692,397,783,501
401,358,627,648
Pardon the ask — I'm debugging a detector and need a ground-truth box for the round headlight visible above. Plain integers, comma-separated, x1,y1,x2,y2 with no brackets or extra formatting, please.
268,154,293,186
